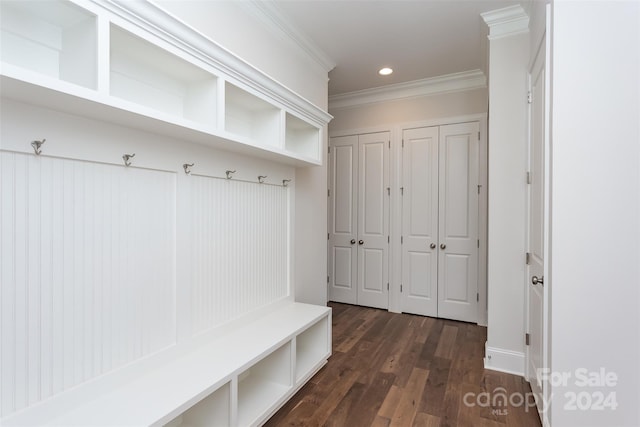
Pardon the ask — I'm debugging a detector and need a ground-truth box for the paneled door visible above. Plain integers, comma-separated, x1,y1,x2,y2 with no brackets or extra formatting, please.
437,122,479,322
329,132,389,309
401,122,479,322
526,13,549,415
401,126,439,317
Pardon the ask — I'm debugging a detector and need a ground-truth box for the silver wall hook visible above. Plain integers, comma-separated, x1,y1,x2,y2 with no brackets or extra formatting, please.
282,179,291,187
258,175,267,184
183,163,194,175
122,153,135,167
31,139,46,155
225,170,236,179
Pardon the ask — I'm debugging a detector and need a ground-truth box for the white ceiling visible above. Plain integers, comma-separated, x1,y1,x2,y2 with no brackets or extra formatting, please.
270,0,523,96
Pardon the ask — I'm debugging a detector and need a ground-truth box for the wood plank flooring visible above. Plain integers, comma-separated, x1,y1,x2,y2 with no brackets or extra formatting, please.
265,303,541,427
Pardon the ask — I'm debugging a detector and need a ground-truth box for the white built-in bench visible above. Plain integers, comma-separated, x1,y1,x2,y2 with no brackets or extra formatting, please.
2,302,331,427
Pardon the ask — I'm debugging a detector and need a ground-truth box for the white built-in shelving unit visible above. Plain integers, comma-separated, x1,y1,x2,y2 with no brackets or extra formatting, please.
0,0,332,426
0,0,331,166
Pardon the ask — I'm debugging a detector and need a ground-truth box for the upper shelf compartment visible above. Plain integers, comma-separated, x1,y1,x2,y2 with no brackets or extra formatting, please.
0,0,97,89
286,112,321,161
225,82,280,149
110,25,218,129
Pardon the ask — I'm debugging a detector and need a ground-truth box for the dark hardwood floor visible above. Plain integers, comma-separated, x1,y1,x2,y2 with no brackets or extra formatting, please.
265,303,542,427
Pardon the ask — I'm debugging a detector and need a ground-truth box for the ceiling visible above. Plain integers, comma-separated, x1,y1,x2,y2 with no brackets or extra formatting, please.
270,0,523,97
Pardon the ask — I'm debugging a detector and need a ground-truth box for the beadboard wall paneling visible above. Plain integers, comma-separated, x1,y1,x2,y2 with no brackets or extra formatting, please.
189,176,290,335
0,152,176,417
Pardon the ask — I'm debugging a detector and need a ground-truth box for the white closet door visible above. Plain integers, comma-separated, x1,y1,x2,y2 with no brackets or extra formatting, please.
328,135,358,304
401,127,439,316
356,132,389,309
437,122,479,322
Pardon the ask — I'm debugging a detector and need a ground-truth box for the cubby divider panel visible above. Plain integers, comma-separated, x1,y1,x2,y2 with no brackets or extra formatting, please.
110,25,217,127
0,0,97,89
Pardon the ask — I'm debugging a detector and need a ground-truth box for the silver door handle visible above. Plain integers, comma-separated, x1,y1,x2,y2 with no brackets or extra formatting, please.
430,243,436,249
532,275,544,285
440,243,446,250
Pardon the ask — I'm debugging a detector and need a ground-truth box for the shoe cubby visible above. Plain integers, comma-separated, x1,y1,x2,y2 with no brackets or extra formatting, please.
164,382,231,427
295,316,330,383
237,342,292,426
0,0,97,89
110,25,218,127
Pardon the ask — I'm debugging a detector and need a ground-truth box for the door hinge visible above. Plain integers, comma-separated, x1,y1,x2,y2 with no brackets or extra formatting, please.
400,284,403,292
526,252,531,265
387,283,389,291
328,146,331,154
526,171,531,184
527,91,532,104
477,239,480,248
525,333,530,345
388,235,390,243
401,236,404,244
387,187,390,196
477,292,479,302
328,189,331,197
400,187,404,196
402,139,404,148
388,140,391,149
477,131,480,141
327,275,330,283
477,184,481,194
327,233,329,240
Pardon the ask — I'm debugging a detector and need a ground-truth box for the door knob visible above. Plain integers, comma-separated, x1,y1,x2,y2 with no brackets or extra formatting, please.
430,243,436,249
440,243,446,250
358,240,364,245
532,275,544,285
350,239,356,244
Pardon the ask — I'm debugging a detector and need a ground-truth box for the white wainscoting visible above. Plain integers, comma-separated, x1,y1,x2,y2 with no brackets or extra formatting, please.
0,98,296,419
0,152,176,416
188,175,290,335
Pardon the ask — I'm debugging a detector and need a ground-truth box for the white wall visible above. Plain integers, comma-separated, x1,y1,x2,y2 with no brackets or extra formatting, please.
549,1,640,425
153,0,332,306
484,31,529,375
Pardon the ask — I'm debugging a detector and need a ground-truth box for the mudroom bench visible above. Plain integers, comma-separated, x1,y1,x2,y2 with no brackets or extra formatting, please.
2,302,331,427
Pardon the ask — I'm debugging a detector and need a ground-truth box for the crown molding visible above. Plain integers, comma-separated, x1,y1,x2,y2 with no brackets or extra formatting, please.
481,5,529,40
243,0,336,73
328,70,487,111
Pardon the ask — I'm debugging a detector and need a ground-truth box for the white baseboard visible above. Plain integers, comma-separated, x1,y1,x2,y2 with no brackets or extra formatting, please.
484,343,525,376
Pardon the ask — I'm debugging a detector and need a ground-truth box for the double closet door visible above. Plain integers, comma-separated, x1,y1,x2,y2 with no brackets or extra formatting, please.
401,122,479,322
328,132,389,310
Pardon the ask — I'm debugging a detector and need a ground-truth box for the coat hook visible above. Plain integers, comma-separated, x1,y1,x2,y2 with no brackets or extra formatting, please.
282,179,291,187
122,153,135,167
183,163,194,175
226,170,236,179
258,175,267,184
31,139,46,155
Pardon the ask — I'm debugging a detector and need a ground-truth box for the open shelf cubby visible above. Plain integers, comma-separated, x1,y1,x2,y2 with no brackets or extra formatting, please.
0,0,97,89
238,343,292,426
295,316,330,383
110,25,218,127
224,82,281,148
165,382,231,427
285,112,321,160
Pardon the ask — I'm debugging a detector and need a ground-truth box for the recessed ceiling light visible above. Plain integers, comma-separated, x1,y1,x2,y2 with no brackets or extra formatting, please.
378,67,393,76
